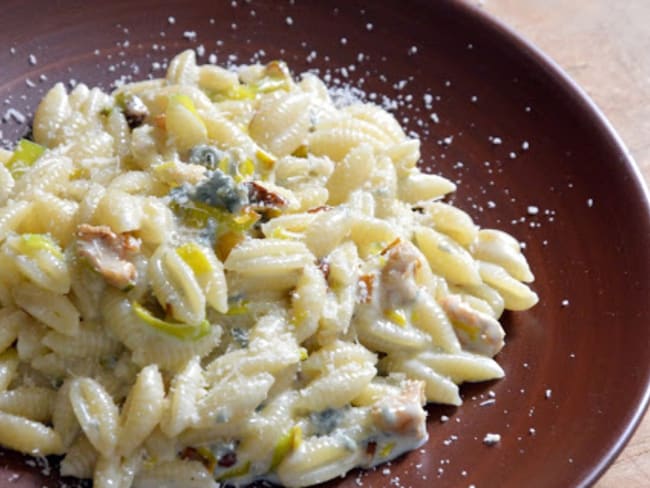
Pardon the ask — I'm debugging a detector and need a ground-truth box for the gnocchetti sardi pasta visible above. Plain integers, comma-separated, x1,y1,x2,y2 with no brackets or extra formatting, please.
0,49,538,487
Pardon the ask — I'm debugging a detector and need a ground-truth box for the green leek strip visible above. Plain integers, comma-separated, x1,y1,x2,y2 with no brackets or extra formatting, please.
169,93,200,116
176,243,212,275
7,139,45,178
217,460,251,480
170,200,260,232
132,301,210,340
271,425,302,470
15,234,63,259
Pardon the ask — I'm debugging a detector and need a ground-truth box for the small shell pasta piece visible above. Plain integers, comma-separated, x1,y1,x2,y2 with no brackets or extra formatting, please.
326,143,374,205
415,350,505,383
382,139,420,176
0,386,55,422
295,360,376,412
478,261,539,311
225,238,314,276
411,293,461,353
148,244,206,325
166,94,208,153
276,434,365,488
176,242,228,313
92,189,144,233
160,356,204,437
60,434,98,479
0,350,19,392
196,372,274,427
472,229,534,282
0,200,31,243
43,322,121,358
166,49,199,86
198,64,239,93
102,291,221,370
424,201,479,248
3,233,70,294
250,91,311,156
303,208,352,258
414,226,481,286
94,451,142,488
33,82,72,147
308,117,387,162
69,377,119,455
52,380,81,448
0,308,23,354
0,411,64,455
398,171,456,204
134,459,219,488
12,283,80,336
117,364,164,457
381,355,461,406
291,264,327,342
343,103,406,143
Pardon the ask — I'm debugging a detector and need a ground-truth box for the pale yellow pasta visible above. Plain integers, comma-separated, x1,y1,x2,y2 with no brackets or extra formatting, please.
411,293,462,353
0,386,55,422
414,225,482,286
148,244,206,324
0,411,64,455
160,356,204,438
69,377,119,455
43,322,119,358
32,82,72,146
3,233,70,294
0,349,19,392
92,189,144,233
52,380,81,448
398,170,457,204
479,261,539,310
12,282,80,336
472,228,535,282
382,139,421,176
224,238,314,276
60,434,98,479
290,264,327,342
325,143,375,205
425,200,480,247
16,192,78,246
0,50,539,487
196,372,275,427
381,355,462,405
276,434,366,488
0,308,23,354
116,364,164,457
134,459,218,488
166,49,199,87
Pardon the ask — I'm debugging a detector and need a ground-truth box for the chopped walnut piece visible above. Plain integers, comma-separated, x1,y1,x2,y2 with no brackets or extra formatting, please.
76,224,140,289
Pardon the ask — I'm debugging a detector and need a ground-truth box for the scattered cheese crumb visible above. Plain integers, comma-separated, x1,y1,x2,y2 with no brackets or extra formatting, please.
527,205,539,215
28,54,37,65
483,433,501,445
286,16,294,26
561,299,569,307
587,198,594,207
168,16,176,24
545,389,552,399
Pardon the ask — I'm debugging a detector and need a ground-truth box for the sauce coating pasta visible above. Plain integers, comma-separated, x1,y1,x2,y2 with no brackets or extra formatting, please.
0,50,538,487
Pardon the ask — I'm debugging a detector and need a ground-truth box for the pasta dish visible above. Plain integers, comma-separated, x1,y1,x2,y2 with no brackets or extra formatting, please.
0,50,538,487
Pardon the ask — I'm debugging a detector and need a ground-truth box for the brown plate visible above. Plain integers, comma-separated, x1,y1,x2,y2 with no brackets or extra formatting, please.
1,1,649,487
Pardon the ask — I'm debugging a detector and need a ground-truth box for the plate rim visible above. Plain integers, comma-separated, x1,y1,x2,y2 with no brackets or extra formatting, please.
448,0,650,484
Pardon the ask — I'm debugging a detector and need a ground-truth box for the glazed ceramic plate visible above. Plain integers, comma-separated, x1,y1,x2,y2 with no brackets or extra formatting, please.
1,1,649,487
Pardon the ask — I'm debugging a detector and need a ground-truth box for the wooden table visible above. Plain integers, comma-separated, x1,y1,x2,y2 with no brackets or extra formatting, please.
475,1,650,486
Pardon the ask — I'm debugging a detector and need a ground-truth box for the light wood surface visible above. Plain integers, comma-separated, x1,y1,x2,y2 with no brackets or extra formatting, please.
475,1,650,486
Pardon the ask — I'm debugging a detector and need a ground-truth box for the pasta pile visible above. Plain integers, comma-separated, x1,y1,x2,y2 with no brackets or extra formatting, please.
0,50,538,487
